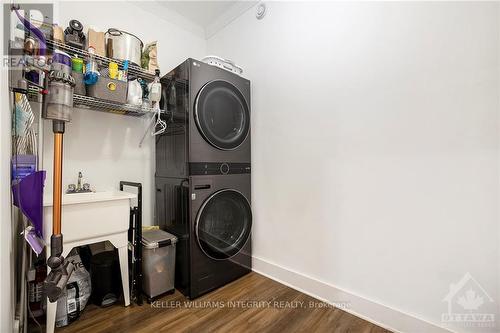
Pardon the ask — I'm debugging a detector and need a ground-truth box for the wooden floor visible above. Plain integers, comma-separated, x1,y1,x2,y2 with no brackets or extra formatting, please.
57,272,390,333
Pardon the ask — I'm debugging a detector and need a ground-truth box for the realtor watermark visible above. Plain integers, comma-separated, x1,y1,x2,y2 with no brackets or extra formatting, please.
442,272,496,329
151,300,351,310
3,3,53,70
3,3,53,54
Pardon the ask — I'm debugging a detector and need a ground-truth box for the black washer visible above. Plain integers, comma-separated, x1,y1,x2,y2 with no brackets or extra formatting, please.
195,189,252,260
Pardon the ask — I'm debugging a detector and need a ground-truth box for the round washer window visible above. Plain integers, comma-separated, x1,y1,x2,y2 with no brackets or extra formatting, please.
195,80,249,150
196,189,252,260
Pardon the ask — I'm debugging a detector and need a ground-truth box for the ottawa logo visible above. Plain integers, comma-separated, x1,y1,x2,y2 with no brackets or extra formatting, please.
442,272,495,328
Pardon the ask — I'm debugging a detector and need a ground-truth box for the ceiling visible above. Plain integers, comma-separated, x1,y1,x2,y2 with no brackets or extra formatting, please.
158,1,240,28
155,1,257,38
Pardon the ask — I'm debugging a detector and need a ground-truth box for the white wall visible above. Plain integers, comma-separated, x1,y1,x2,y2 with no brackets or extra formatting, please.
42,1,206,226
208,2,499,332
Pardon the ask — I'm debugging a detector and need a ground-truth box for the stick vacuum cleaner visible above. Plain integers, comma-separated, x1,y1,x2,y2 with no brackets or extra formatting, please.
42,50,76,302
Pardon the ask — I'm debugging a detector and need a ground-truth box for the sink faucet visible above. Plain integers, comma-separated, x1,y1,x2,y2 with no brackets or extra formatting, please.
66,171,92,194
76,171,83,192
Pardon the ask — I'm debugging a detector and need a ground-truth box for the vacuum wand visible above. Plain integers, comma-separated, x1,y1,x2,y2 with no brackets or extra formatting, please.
44,121,74,302
43,50,76,302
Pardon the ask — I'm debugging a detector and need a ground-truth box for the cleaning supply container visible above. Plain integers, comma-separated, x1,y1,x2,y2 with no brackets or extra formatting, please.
141,229,177,301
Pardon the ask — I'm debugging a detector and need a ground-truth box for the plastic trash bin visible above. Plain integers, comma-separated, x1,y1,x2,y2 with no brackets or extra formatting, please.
141,229,177,301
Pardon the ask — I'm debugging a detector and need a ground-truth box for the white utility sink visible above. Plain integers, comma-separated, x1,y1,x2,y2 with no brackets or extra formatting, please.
43,190,136,242
43,190,136,333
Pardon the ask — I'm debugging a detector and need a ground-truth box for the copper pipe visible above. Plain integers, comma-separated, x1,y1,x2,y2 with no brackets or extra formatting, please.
52,133,63,235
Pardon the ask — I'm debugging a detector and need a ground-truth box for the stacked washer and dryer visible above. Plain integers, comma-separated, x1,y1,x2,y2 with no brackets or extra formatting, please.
155,59,252,299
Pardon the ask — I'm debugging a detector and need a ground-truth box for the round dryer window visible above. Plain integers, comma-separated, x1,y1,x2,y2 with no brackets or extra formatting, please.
196,189,252,260
195,80,250,150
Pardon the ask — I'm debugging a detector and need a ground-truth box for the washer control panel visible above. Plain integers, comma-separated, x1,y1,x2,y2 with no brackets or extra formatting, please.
189,162,251,176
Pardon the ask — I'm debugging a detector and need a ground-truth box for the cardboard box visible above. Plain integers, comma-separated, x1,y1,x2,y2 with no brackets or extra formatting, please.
87,29,106,57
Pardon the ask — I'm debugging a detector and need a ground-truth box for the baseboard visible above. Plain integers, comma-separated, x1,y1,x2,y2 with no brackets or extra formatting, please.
252,256,453,333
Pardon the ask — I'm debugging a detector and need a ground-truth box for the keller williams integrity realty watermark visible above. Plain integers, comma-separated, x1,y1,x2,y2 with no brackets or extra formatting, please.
151,300,350,310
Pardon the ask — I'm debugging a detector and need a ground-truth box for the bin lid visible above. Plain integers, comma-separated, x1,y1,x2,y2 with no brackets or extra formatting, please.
142,229,177,249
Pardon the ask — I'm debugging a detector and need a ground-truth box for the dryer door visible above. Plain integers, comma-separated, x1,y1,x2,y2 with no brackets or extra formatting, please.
195,189,252,260
194,80,250,150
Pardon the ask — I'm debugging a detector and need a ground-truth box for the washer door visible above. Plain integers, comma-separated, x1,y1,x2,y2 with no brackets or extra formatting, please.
196,189,252,260
195,80,250,150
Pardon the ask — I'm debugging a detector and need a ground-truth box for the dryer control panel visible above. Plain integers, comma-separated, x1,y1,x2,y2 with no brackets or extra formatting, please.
189,162,251,176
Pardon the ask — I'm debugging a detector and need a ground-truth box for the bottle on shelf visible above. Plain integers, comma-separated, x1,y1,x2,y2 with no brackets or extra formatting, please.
108,62,118,79
118,60,129,82
83,46,99,85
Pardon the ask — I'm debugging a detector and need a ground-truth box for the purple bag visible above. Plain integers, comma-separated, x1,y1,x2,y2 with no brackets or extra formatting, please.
12,170,46,237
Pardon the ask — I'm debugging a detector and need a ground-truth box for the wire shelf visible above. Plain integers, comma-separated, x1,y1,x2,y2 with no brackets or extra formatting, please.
73,94,163,117
24,40,165,117
46,39,156,81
